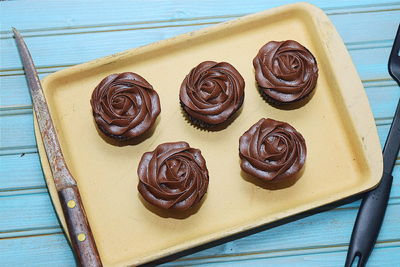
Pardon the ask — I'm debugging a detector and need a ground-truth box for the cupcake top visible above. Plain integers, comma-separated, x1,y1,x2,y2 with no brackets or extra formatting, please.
239,118,306,182
90,72,160,140
253,40,318,103
180,61,245,126
138,141,209,211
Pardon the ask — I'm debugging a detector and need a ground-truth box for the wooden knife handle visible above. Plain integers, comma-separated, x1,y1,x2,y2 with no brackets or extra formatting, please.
58,186,102,267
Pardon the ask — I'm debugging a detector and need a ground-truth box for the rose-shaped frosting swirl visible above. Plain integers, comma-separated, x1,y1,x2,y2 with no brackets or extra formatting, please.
90,72,160,140
180,61,245,125
239,118,306,182
253,40,318,103
138,142,209,210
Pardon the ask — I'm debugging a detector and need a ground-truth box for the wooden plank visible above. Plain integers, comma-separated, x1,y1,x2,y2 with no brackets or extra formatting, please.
170,206,400,263
351,47,393,81
0,185,400,244
377,123,392,148
330,11,399,44
0,74,47,108
0,236,398,267
0,203,398,266
1,193,397,242
1,148,397,198
1,147,397,194
1,46,397,109
0,6,399,72
1,79,398,116
0,234,76,267
367,85,400,120
0,164,398,238
0,153,44,191
166,244,400,266
1,110,395,155
0,111,37,155
0,192,59,236
1,7,397,109
1,10,397,42
1,0,399,33
0,77,397,113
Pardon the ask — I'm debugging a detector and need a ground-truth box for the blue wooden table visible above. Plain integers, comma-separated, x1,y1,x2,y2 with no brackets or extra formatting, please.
1,1,399,266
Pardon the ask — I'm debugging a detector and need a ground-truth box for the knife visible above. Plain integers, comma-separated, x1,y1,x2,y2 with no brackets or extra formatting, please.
345,24,400,267
12,28,103,267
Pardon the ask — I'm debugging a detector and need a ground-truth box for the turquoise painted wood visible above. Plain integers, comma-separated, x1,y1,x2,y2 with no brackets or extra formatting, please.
0,0,399,266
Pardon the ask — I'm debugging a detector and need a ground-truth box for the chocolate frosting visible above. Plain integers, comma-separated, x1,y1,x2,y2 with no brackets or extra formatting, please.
253,40,318,103
138,142,209,210
239,118,306,182
90,72,160,140
180,61,245,125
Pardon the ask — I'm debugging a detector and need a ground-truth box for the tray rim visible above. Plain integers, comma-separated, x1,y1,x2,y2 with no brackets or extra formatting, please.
35,2,383,266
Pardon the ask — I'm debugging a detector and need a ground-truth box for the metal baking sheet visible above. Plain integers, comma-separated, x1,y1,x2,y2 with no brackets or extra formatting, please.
35,3,383,266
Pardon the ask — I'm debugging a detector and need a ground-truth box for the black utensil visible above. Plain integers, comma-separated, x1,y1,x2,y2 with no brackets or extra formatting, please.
345,24,400,267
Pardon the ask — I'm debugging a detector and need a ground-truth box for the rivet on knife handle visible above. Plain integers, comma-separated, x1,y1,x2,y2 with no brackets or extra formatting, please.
12,28,103,267
59,185,102,267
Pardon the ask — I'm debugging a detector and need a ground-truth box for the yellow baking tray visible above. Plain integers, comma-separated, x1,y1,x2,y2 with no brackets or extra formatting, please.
35,2,383,266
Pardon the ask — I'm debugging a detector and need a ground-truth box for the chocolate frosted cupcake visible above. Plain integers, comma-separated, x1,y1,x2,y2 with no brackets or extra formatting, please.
253,40,318,106
138,142,209,211
180,61,245,129
90,72,161,140
239,118,306,183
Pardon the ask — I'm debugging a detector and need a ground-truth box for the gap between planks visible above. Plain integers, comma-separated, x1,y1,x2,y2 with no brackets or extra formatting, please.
0,226,62,240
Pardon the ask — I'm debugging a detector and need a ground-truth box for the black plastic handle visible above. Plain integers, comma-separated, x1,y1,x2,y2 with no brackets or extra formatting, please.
344,171,393,267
